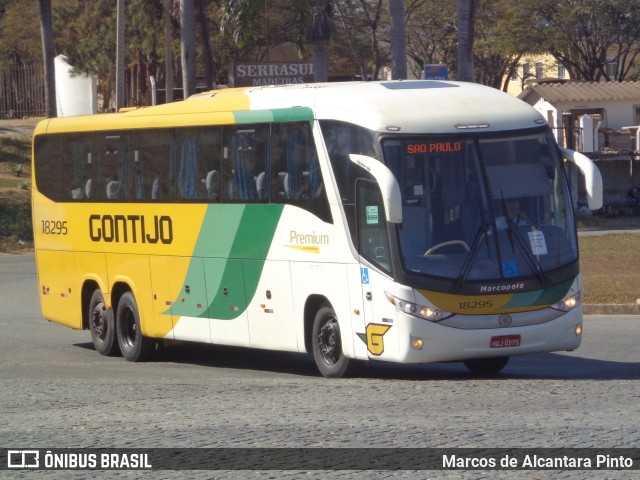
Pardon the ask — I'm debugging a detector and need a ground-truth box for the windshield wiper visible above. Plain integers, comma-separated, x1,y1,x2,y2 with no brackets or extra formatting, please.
454,222,491,291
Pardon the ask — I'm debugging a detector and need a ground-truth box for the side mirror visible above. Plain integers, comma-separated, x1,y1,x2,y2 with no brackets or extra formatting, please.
560,148,603,210
349,154,402,223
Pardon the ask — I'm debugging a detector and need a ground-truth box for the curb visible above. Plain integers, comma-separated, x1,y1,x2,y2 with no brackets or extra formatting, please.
584,304,640,315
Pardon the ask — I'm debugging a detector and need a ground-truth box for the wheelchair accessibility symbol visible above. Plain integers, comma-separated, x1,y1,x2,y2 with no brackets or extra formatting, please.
361,267,369,284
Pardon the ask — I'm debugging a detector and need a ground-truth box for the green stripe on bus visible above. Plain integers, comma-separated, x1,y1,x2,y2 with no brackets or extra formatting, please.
233,107,314,124
169,204,285,320
271,107,314,123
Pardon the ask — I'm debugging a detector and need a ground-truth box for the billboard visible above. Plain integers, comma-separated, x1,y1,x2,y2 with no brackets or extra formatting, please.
232,62,315,87
423,64,449,80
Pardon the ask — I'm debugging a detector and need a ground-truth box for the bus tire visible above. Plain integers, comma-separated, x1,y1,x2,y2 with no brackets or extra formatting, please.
463,356,509,375
312,305,355,378
88,289,119,356
116,291,154,362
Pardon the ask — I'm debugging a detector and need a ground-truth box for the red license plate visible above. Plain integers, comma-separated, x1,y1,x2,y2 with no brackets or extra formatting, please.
490,335,521,348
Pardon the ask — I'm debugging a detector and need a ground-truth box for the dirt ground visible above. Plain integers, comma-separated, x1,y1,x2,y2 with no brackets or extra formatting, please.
0,118,40,252
0,117,40,203
0,117,42,135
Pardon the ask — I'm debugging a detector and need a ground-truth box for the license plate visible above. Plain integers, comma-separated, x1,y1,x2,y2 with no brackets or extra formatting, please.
490,335,521,348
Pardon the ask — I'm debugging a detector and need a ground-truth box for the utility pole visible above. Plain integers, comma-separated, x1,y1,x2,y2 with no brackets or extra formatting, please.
180,0,196,99
39,0,57,117
390,0,407,80
164,0,173,103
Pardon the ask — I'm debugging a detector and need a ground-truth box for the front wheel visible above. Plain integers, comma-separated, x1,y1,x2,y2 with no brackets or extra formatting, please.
312,305,356,378
88,289,119,356
463,356,509,375
116,291,155,362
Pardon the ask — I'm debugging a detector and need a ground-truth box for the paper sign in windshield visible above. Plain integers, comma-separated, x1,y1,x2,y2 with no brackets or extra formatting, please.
528,230,548,255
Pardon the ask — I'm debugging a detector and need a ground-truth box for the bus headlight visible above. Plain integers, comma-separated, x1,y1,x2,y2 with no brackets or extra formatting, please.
385,292,452,322
551,291,581,312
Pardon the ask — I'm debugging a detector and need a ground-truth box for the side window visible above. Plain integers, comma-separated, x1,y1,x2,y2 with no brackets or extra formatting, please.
221,125,268,202
36,133,97,202
175,127,222,201
34,135,62,201
61,134,97,201
199,128,222,201
319,120,377,204
133,129,175,201
100,132,132,201
357,180,391,274
271,122,332,223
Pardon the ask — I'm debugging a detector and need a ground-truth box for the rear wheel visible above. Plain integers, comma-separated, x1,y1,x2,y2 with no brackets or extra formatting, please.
312,305,356,378
116,291,155,362
463,356,509,375
88,289,119,356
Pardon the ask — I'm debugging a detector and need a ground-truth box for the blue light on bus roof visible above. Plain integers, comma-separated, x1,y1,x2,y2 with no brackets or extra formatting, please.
381,81,459,90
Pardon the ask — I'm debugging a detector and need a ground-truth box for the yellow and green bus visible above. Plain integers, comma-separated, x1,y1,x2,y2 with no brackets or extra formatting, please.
32,80,602,377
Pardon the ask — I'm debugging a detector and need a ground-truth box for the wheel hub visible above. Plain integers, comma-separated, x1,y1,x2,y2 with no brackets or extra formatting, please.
318,318,339,365
91,304,105,339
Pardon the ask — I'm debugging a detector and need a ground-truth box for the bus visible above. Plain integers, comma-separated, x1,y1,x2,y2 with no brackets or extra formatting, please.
32,80,603,377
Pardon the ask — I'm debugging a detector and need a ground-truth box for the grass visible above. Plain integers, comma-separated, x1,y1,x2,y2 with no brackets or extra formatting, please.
0,177,26,188
579,233,640,304
0,136,30,165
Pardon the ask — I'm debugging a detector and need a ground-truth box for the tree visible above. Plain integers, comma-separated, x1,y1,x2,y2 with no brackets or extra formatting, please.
405,0,456,79
0,1,42,66
334,0,388,81
116,0,125,110
164,0,174,102
39,0,56,117
219,0,332,82
456,0,477,82
473,0,524,91
195,0,215,88
513,0,640,81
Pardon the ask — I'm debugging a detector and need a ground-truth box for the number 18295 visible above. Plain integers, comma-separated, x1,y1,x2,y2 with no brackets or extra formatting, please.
41,220,68,235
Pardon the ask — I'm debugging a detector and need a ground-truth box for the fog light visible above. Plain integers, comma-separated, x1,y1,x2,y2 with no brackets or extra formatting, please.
575,325,582,336
411,337,424,350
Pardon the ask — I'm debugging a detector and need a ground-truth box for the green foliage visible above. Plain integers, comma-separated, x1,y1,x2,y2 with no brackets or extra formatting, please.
11,163,22,176
0,203,32,241
0,0,638,108
510,0,640,81
0,136,30,166
0,0,41,66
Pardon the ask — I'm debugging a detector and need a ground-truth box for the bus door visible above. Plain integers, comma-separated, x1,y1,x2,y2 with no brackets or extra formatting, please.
356,180,399,360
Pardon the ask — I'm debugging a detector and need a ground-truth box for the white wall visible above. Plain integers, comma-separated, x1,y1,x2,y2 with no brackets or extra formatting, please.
55,55,97,117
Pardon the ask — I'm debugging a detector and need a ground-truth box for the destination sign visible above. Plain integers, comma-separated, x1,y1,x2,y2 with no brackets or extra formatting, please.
406,141,462,155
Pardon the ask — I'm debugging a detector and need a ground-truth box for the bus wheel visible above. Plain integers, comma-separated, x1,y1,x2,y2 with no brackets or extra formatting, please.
116,291,154,362
88,289,119,356
463,356,509,375
312,305,354,378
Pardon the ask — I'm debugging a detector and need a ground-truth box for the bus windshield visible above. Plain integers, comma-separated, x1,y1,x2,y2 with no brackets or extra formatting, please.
382,129,577,283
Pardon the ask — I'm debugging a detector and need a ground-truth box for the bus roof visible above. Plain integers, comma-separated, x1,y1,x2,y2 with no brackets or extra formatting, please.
35,80,546,136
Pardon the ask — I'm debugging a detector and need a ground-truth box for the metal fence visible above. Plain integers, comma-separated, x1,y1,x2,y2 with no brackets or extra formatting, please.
0,64,45,119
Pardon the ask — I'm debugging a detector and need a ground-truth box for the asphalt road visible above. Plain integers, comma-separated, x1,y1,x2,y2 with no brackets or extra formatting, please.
1,253,639,479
